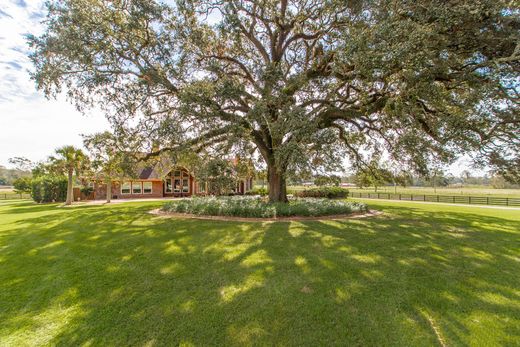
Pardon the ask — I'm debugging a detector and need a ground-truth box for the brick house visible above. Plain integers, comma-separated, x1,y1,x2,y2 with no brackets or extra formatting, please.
87,165,254,201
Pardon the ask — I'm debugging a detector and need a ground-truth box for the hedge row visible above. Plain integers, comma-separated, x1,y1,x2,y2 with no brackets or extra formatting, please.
294,187,349,199
31,176,68,203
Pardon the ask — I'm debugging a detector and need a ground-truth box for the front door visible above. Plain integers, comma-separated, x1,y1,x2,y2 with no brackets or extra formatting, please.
165,169,191,196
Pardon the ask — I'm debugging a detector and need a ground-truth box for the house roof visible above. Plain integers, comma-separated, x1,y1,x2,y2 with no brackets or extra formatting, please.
138,166,160,180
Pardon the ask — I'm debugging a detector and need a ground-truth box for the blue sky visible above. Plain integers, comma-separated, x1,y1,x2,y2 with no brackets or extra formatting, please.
0,0,480,176
0,0,109,168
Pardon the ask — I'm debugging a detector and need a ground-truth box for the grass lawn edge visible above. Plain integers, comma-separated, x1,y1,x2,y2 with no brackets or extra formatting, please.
149,207,382,221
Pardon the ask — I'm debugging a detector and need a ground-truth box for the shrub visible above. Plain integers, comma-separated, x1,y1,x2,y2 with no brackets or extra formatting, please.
294,187,349,199
162,196,366,218
245,187,268,196
31,175,68,203
80,186,94,196
13,177,32,193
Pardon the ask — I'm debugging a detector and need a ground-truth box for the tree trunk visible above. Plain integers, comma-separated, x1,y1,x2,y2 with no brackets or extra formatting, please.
267,164,288,203
106,179,112,203
65,169,73,205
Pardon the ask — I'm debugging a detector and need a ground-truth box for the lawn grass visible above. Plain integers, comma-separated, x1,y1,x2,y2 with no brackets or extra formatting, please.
287,185,520,197
348,186,520,198
0,199,519,346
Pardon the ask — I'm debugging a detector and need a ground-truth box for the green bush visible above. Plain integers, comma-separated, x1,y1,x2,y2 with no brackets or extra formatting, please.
162,196,366,218
80,186,94,196
31,175,68,203
294,187,349,199
245,187,268,196
13,177,32,193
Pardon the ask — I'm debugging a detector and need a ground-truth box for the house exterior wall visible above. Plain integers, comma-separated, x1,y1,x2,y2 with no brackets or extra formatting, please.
87,166,253,200
93,180,164,200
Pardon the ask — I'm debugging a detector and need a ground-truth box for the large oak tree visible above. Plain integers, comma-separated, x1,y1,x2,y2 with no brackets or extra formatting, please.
29,0,519,202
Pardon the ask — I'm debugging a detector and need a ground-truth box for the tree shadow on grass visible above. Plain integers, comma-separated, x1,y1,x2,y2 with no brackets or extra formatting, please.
0,201,519,346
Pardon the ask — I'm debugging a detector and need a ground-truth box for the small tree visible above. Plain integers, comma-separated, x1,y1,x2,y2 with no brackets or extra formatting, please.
354,162,393,192
314,175,341,187
49,146,89,205
84,132,134,203
427,169,449,193
13,177,32,194
460,170,472,188
195,158,236,195
8,157,34,172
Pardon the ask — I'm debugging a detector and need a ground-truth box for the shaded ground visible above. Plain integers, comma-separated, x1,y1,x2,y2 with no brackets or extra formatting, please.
0,199,519,346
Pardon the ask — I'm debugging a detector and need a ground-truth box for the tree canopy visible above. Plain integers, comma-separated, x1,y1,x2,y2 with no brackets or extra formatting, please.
29,0,519,201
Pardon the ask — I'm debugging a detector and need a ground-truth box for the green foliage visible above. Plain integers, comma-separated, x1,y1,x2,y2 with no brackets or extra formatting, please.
491,175,520,189
314,175,341,187
245,187,268,196
0,166,31,185
49,145,89,177
295,187,349,199
29,0,519,202
162,196,366,218
13,177,32,193
80,186,94,196
31,175,68,203
83,131,137,182
354,162,394,189
194,158,237,195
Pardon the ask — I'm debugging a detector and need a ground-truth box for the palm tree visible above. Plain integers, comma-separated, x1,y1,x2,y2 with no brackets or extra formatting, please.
49,146,89,205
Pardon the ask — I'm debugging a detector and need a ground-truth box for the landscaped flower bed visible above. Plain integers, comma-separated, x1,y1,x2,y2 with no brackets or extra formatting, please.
162,196,367,218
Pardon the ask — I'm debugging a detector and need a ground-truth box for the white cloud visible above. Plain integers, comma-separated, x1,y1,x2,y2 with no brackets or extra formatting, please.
0,0,109,167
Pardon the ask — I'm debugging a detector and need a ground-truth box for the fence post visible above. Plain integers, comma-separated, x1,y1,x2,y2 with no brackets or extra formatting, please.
469,196,472,204
437,195,439,202
487,197,489,205
399,194,401,200
453,196,455,203
377,193,380,199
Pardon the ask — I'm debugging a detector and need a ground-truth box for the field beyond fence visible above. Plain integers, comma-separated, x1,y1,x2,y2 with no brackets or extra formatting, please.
350,191,520,207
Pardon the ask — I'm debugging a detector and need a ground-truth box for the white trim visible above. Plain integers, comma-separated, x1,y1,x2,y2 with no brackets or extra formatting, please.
165,178,172,193
121,181,131,195
132,181,142,194
143,181,153,194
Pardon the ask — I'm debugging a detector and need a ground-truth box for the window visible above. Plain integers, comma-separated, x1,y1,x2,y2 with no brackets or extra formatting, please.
182,178,189,193
143,182,152,194
121,182,131,194
173,170,181,177
132,182,142,194
165,179,172,193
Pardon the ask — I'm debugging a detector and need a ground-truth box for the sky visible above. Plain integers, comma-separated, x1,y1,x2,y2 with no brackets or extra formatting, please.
0,0,483,176
0,0,109,168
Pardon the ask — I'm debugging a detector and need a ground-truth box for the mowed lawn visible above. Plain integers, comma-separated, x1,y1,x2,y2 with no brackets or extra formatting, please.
349,187,520,198
0,200,519,346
